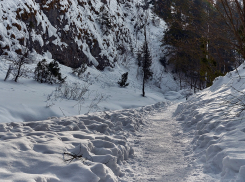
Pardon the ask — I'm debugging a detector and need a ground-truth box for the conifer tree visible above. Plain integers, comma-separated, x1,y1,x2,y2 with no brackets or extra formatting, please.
118,72,129,87
214,0,245,61
161,0,234,90
141,26,153,97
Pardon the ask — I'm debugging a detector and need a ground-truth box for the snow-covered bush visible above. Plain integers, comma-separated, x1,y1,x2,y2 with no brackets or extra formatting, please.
72,63,87,78
46,82,106,114
99,6,113,35
34,59,66,84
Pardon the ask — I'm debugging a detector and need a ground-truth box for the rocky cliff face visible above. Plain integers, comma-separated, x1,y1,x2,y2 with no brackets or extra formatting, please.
0,0,145,69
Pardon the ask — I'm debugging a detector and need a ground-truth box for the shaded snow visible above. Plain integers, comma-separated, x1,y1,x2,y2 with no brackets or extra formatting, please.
174,62,245,181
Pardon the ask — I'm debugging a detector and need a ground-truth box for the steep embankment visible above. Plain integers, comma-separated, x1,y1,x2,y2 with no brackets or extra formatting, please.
174,62,245,181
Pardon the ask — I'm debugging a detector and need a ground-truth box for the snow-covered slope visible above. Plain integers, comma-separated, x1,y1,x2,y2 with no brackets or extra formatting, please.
0,0,165,70
0,0,178,123
1,51,245,181
174,62,245,181
0,56,178,123
0,6,180,178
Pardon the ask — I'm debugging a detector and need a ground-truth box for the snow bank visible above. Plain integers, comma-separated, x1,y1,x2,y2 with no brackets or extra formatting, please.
0,101,166,181
174,62,245,181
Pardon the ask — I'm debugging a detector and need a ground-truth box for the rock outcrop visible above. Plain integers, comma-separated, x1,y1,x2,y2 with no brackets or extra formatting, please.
0,0,138,69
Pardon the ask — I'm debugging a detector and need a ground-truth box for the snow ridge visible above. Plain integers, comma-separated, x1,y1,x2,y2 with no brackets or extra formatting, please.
174,62,245,181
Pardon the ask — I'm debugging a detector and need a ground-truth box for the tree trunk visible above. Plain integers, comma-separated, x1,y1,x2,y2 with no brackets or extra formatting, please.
4,65,12,81
14,64,22,82
142,75,145,97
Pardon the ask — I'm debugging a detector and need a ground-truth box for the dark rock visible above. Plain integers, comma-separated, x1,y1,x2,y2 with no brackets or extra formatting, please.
9,0,114,70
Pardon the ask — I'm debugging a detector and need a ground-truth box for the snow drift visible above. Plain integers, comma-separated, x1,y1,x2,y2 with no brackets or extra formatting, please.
174,62,245,181
0,102,167,181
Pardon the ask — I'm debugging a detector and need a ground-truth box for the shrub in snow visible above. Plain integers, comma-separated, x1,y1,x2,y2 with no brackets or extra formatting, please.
118,72,129,87
56,82,90,101
34,59,66,84
72,63,87,78
46,82,106,114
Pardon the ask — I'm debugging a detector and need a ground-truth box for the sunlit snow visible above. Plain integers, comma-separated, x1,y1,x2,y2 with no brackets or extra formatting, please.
0,0,245,181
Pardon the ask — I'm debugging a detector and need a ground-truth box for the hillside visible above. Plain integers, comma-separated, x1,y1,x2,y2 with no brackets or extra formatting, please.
0,0,163,70
0,0,179,123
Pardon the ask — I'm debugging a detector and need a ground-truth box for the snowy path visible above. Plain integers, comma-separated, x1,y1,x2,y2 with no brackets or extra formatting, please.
120,103,191,181
121,102,216,182
132,103,189,181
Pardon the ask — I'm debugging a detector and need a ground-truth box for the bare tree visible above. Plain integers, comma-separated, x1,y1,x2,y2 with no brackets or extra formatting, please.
215,0,245,59
13,53,29,82
4,51,30,82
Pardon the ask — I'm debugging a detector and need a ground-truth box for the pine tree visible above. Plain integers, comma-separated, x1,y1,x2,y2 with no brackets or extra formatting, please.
118,72,129,87
214,0,245,61
162,0,235,90
141,26,153,97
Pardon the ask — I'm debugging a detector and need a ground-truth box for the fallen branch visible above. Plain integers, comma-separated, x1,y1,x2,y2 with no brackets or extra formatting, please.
63,144,93,165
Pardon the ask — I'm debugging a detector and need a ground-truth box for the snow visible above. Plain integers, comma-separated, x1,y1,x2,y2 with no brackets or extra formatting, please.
119,102,189,181
0,111,133,181
0,49,178,181
0,0,171,72
1,54,244,181
0,67,174,181
174,62,245,181
1,56,245,181
1,37,245,182
1,0,245,181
